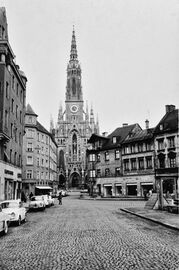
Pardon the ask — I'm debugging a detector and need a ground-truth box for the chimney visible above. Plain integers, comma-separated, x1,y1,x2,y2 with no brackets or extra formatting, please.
122,123,128,127
165,105,176,114
145,119,149,129
102,132,108,137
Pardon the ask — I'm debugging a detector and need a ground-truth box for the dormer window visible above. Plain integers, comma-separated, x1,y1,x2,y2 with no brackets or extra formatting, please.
112,137,117,144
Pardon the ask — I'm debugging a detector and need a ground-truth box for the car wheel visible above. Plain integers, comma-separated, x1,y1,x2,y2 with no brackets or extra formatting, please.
3,221,8,235
17,216,21,226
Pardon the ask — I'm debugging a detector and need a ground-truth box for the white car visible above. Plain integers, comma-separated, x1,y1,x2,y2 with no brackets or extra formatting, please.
0,205,9,235
1,200,27,226
47,195,55,206
29,196,46,211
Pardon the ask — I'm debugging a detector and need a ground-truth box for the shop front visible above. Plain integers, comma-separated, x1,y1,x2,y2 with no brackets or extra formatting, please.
126,183,137,196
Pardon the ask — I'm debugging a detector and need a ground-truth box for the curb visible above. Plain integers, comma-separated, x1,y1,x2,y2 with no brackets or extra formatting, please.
120,208,179,231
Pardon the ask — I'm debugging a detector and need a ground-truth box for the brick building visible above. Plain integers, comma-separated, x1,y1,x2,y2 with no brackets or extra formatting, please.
0,8,27,201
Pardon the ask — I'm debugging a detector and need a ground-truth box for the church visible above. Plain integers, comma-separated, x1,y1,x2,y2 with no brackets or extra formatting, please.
52,28,99,189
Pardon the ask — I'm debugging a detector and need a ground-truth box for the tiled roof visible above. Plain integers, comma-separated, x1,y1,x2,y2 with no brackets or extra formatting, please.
154,109,178,134
102,124,139,150
123,128,154,144
88,133,109,143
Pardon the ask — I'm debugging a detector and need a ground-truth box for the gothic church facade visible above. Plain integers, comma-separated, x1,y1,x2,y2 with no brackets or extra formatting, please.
53,28,99,189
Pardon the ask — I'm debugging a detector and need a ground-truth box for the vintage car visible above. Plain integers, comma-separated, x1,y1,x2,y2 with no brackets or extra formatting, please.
47,195,55,206
1,200,27,226
29,196,46,211
0,205,9,235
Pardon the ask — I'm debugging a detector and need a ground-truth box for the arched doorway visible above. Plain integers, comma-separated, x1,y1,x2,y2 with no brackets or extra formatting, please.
70,172,81,188
59,174,66,189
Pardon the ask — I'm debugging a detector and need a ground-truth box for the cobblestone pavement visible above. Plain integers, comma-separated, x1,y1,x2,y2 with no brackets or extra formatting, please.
0,195,179,270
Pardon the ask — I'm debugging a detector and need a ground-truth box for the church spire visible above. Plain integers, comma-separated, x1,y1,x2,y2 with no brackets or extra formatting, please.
70,26,78,61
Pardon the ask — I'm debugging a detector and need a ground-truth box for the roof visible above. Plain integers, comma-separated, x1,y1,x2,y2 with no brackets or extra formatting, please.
154,109,178,135
123,128,154,144
26,104,38,116
102,124,140,150
88,133,109,143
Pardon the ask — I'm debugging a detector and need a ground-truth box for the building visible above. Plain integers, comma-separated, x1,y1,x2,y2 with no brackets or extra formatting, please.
54,28,99,189
0,8,27,201
121,121,155,196
87,124,142,197
22,104,58,196
154,105,179,208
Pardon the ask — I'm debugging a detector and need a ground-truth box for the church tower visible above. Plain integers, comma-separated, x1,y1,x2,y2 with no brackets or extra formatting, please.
55,28,99,189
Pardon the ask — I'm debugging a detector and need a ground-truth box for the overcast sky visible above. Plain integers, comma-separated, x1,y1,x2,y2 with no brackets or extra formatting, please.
2,0,179,134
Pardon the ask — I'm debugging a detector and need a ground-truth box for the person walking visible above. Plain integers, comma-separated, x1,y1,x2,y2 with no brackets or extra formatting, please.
58,191,62,205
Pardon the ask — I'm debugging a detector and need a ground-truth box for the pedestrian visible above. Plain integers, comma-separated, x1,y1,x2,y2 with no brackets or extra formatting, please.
143,189,147,200
58,191,62,205
29,192,33,199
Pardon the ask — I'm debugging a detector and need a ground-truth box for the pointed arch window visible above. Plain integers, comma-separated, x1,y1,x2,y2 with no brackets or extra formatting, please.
72,133,77,155
72,78,76,95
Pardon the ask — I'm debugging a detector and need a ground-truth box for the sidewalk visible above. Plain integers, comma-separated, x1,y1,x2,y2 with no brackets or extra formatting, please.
120,207,179,231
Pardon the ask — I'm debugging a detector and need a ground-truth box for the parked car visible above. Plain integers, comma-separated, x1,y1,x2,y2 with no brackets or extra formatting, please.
29,196,46,211
1,200,27,226
47,195,55,206
0,205,9,235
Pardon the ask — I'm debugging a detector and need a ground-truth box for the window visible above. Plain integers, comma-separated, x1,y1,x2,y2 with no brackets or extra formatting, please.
41,172,44,179
115,167,120,176
158,139,164,150
11,123,13,137
14,152,17,165
37,171,40,179
105,168,110,176
89,154,95,162
131,145,135,153
16,105,18,118
105,151,109,161
27,142,33,152
11,99,14,113
14,128,17,142
146,142,151,151
124,146,129,154
6,82,9,98
96,169,101,177
12,75,15,89
16,83,19,96
90,170,95,178
46,136,48,144
19,133,21,145
10,149,12,162
5,110,8,128
26,170,33,179
131,159,137,170
138,158,144,170
158,156,165,168
169,157,176,168
27,129,34,138
115,149,120,159
28,116,32,123
41,158,44,166
146,157,152,169
27,156,33,165
20,111,22,123
42,134,44,142
18,155,21,167
124,160,129,171
97,153,100,162
138,144,143,152
112,137,117,144
168,137,175,148
37,157,40,166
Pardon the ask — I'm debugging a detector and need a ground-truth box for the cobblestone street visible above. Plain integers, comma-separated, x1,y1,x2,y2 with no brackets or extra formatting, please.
0,194,179,270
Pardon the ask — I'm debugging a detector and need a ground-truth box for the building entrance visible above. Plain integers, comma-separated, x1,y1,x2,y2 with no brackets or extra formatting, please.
70,172,81,188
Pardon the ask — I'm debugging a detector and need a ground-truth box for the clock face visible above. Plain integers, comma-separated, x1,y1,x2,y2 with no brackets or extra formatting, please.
70,105,78,113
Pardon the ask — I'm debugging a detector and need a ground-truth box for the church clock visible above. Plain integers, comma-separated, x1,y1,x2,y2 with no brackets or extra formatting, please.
70,105,78,113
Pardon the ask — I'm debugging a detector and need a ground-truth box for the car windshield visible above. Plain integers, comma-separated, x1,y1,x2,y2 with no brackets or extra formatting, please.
2,202,19,208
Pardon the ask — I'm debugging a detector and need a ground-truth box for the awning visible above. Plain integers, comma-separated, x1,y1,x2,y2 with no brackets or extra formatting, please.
103,184,112,187
141,182,153,186
115,183,122,186
35,186,53,190
126,183,137,186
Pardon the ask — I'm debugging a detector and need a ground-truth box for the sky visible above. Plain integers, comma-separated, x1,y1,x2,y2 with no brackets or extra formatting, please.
1,0,179,134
